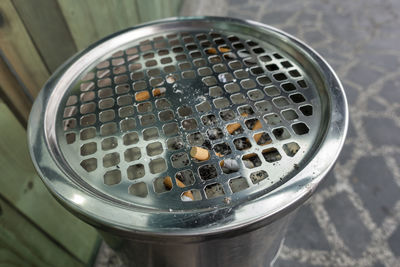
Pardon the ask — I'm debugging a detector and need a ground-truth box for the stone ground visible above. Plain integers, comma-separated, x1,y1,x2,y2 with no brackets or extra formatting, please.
95,0,400,266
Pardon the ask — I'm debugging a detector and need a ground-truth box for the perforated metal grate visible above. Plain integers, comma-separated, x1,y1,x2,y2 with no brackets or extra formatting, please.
59,29,321,210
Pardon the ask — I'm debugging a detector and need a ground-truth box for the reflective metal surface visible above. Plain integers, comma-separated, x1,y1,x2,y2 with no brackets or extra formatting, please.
28,17,347,266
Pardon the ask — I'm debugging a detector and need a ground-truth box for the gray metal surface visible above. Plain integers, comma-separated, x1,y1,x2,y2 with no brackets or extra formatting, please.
29,16,347,267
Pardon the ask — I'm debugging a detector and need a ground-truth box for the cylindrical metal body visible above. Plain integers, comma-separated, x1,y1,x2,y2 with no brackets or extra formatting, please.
28,17,347,267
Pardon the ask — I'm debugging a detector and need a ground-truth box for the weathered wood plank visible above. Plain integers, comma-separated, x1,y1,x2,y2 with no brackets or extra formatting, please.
0,197,83,267
0,0,49,98
0,56,32,127
11,0,78,72
0,102,99,265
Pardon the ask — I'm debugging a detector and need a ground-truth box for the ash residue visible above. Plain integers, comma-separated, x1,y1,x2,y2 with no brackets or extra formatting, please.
233,137,252,150
199,164,218,180
213,142,232,156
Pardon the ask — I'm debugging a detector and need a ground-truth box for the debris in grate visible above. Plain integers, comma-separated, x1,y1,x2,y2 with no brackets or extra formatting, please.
283,142,300,157
199,164,218,180
242,153,261,169
149,158,167,174
292,122,309,135
207,128,224,140
245,118,263,131
213,142,232,157
220,110,236,121
254,132,272,145
128,182,148,197
250,170,268,184
205,183,225,199
272,127,291,140
233,137,252,150
227,122,244,135
229,177,249,193
127,164,145,179
220,159,239,174
167,137,184,151
190,147,210,161
201,114,217,126
238,105,254,117
163,176,194,201
262,148,282,163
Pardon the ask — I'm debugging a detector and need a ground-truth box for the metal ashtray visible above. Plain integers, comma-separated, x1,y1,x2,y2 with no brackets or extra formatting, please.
28,17,348,266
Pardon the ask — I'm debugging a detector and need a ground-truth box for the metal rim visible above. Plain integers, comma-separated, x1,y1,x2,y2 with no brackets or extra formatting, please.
28,16,348,236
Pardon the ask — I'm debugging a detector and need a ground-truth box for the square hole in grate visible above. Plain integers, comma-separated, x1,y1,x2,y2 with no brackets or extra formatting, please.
158,109,174,122
238,105,255,117
273,97,290,108
290,93,306,103
250,170,268,184
244,58,258,66
128,182,148,197
289,70,301,77
247,89,264,101
218,73,234,83
80,127,96,140
209,86,223,97
143,127,159,141
257,76,272,86
214,97,231,109
254,132,272,146
124,147,141,162
179,62,192,71
80,91,95,102
245,118,263,131
80,102,95,114
266,64,279,71
119,106,134,117
63,106,77,118
131,71,145,80
80,158,97,172
242,153,262,169
207,128,224,140
80,114,96,127
297,80,307,88
164,65,177,73
120,118,136,132
199,164,218,180
193,58,207,67
154,176,172,194
149,158,166,174
178,106,193,117
220,110,236,121
201,114,217,126
100,122,117,136
114,75,128,84
264,113,282,125
213,142,232,157
171,153,190,168
299,105,313,116
123,132,139,145
176,170,195,186
283,142,300,157
230,93,246,104
135,91,151,102
234,69,249,79
227,122,244,135
234,137,252,150
129,63,142,72
224,83,240,93
182,118,198,131
146,142,163,156
147,68,161,77
292,122,309,135
259,55,272,62
229,177,249,193
127,164,145,179
262,148,282,162
240,79,256,89
232,42,245,49
133,80,147,91
98,78,111,88
205,183,225,199
181,189,202,201
196,101,212,113
161,57,173,64
66,132,75,144
140,114,156,127
81,142,96,156
220,158,239,174
98,88,113,99
281,61,292,68
213,64,228,73
198,67,212,76
228,60,243,70
98,98,114,110
273,73,287,81
182,70,196,79
155,98,171,110
282,109,299,120
281,83,296,92
104,169,121,186
264,86,280,97
137,102,153,113
103,152,120,168
167,137,184,151
187,132,205,146
117,95,133,106
250,66,264,75
272,127,291,140
202,76,217,86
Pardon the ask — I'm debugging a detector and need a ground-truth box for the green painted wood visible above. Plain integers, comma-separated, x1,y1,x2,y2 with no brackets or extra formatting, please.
11,0,78,72
0,102,99,265
0,197,83,267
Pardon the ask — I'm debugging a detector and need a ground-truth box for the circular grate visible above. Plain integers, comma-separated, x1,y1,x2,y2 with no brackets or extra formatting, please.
59,28,321,210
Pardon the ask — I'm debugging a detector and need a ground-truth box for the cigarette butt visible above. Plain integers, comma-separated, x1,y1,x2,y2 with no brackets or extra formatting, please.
254,132,263,143
215,152,223,157
227,123,241,134
163,176,194,200
241,112,248,117
219,47,231,53
242,153,257,160
135,91,150,101
205,48,217,54
152,87,166,97
253,120,262,130
220,159,239,171
190,146,210,161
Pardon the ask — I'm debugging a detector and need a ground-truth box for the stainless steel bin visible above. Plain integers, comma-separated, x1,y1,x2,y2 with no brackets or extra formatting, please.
28,17,348,267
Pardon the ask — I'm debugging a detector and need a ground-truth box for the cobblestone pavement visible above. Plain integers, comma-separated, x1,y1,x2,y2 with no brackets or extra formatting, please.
95,1,400,266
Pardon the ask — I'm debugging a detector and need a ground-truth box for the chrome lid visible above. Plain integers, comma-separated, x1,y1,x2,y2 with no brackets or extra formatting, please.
28,17,347,235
